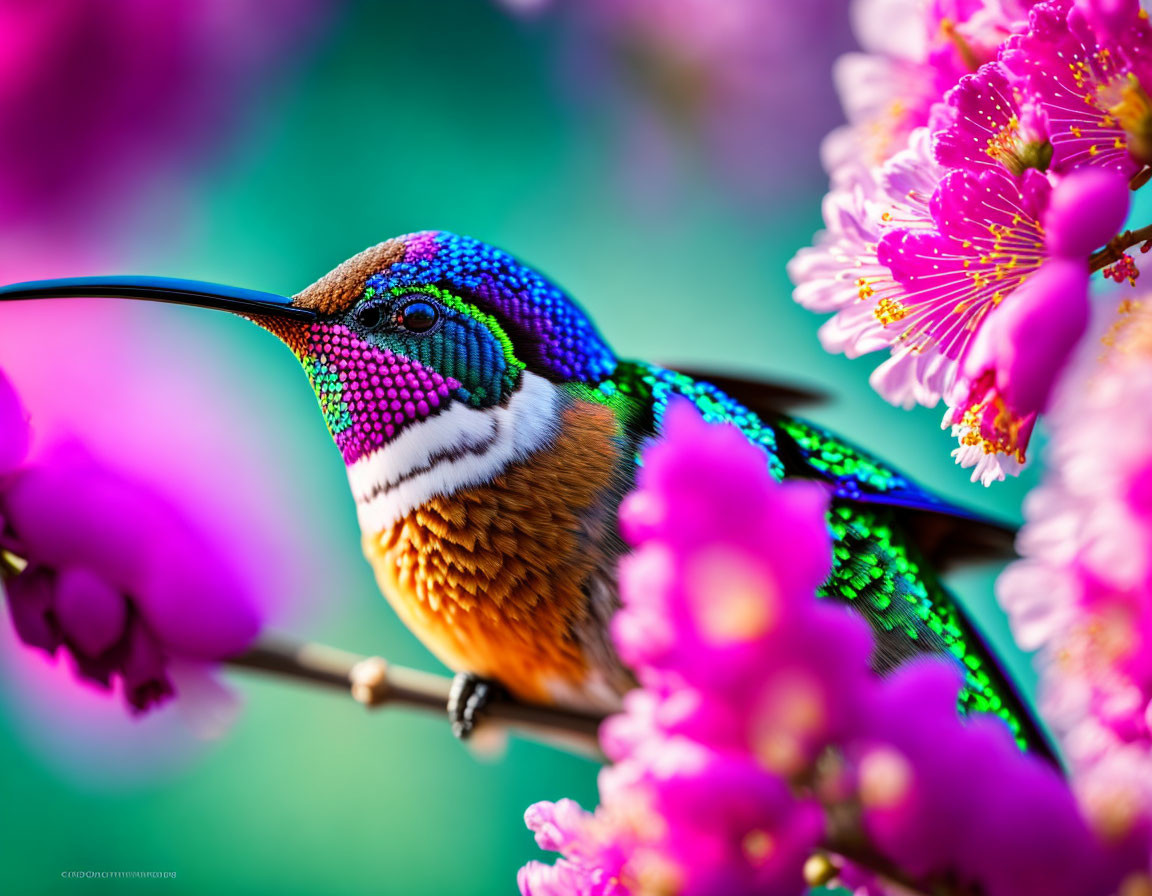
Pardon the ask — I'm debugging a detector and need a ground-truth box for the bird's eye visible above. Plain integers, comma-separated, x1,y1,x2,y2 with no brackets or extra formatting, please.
354,303,384,330
397,300,439,334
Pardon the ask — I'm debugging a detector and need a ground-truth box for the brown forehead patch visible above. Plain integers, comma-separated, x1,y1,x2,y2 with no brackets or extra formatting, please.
292,238,406,315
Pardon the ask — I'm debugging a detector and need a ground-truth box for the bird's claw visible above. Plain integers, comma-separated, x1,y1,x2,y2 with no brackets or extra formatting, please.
448,672,504,740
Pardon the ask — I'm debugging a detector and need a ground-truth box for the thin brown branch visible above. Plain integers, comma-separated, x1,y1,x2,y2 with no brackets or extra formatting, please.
239,639,952,895
227,637,607,757
1089,223,1152,273
0,554,983,893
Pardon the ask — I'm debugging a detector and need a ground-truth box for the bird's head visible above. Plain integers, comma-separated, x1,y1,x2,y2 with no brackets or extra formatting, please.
0,232,619,529
259,231,617,467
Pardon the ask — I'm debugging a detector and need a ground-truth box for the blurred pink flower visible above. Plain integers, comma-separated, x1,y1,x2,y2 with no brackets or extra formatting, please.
520,401,1139,896
0,0,325,235
0,368,260,715
0,296,340,768
823,0,1034,183
998,300,1152,847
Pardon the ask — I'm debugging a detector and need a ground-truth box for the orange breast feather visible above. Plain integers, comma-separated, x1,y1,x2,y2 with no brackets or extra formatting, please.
363,399,627,704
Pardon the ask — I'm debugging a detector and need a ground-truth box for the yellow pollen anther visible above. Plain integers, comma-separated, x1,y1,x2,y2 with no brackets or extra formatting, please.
874,297,909,325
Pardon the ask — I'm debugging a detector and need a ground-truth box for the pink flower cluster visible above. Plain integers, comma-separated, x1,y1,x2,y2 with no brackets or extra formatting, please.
790,0,1151,483
518,401,1141,896
0,369,260,715
998,301,1152,850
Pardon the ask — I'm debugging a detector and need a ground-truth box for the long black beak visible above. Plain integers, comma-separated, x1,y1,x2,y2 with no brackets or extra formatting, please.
0,276,316,321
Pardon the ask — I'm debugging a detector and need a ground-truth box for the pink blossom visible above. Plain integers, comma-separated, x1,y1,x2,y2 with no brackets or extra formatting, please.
789,127,948,409
794,48,1137,483
800,150,1060,483
943,167,1128,482
944,257,1088,483
521,402,1138,895
0,368,260,715
1002,0,1152,175
0,287,335,759
796,66,1056,471
824,0,1034,180
794,0,1152,484
933,63,1051,175
997,301,1152,851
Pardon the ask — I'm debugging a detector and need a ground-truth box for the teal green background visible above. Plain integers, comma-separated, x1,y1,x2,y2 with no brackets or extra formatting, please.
0,2,1043,894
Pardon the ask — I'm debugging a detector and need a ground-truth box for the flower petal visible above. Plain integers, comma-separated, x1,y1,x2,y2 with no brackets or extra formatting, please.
1045,169,1131,259
0,369,30,476
120,620,174,715
53,565,127,657
4,565,61,654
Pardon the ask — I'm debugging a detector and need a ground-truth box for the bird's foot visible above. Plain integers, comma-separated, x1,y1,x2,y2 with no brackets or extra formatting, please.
448,672,505,740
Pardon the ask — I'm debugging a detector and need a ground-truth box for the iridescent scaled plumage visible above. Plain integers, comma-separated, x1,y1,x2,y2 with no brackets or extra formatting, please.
821,505,1026,746
260,316,459,465
0,229,1045,751
259,230,1042,752
593,362,1036,750
364,231,616,384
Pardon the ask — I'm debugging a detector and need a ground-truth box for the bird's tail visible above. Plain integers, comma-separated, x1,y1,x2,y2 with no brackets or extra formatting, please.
822,501,1059,765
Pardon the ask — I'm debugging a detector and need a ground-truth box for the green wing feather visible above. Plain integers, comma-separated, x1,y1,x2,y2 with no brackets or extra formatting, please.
582,360,1051,757
821,502,1036,750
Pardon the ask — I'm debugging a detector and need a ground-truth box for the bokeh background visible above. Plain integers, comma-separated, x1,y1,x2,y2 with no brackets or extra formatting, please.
0,1,1045,893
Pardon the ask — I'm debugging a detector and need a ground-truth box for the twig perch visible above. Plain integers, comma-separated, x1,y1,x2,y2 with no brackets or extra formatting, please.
0,545,607,755
1089,223,1152,273
0,553,965,894
227,636,608,757
236,639,954,895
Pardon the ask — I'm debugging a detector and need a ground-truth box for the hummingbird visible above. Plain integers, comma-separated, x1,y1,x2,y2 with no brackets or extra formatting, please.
0,231,1052,756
